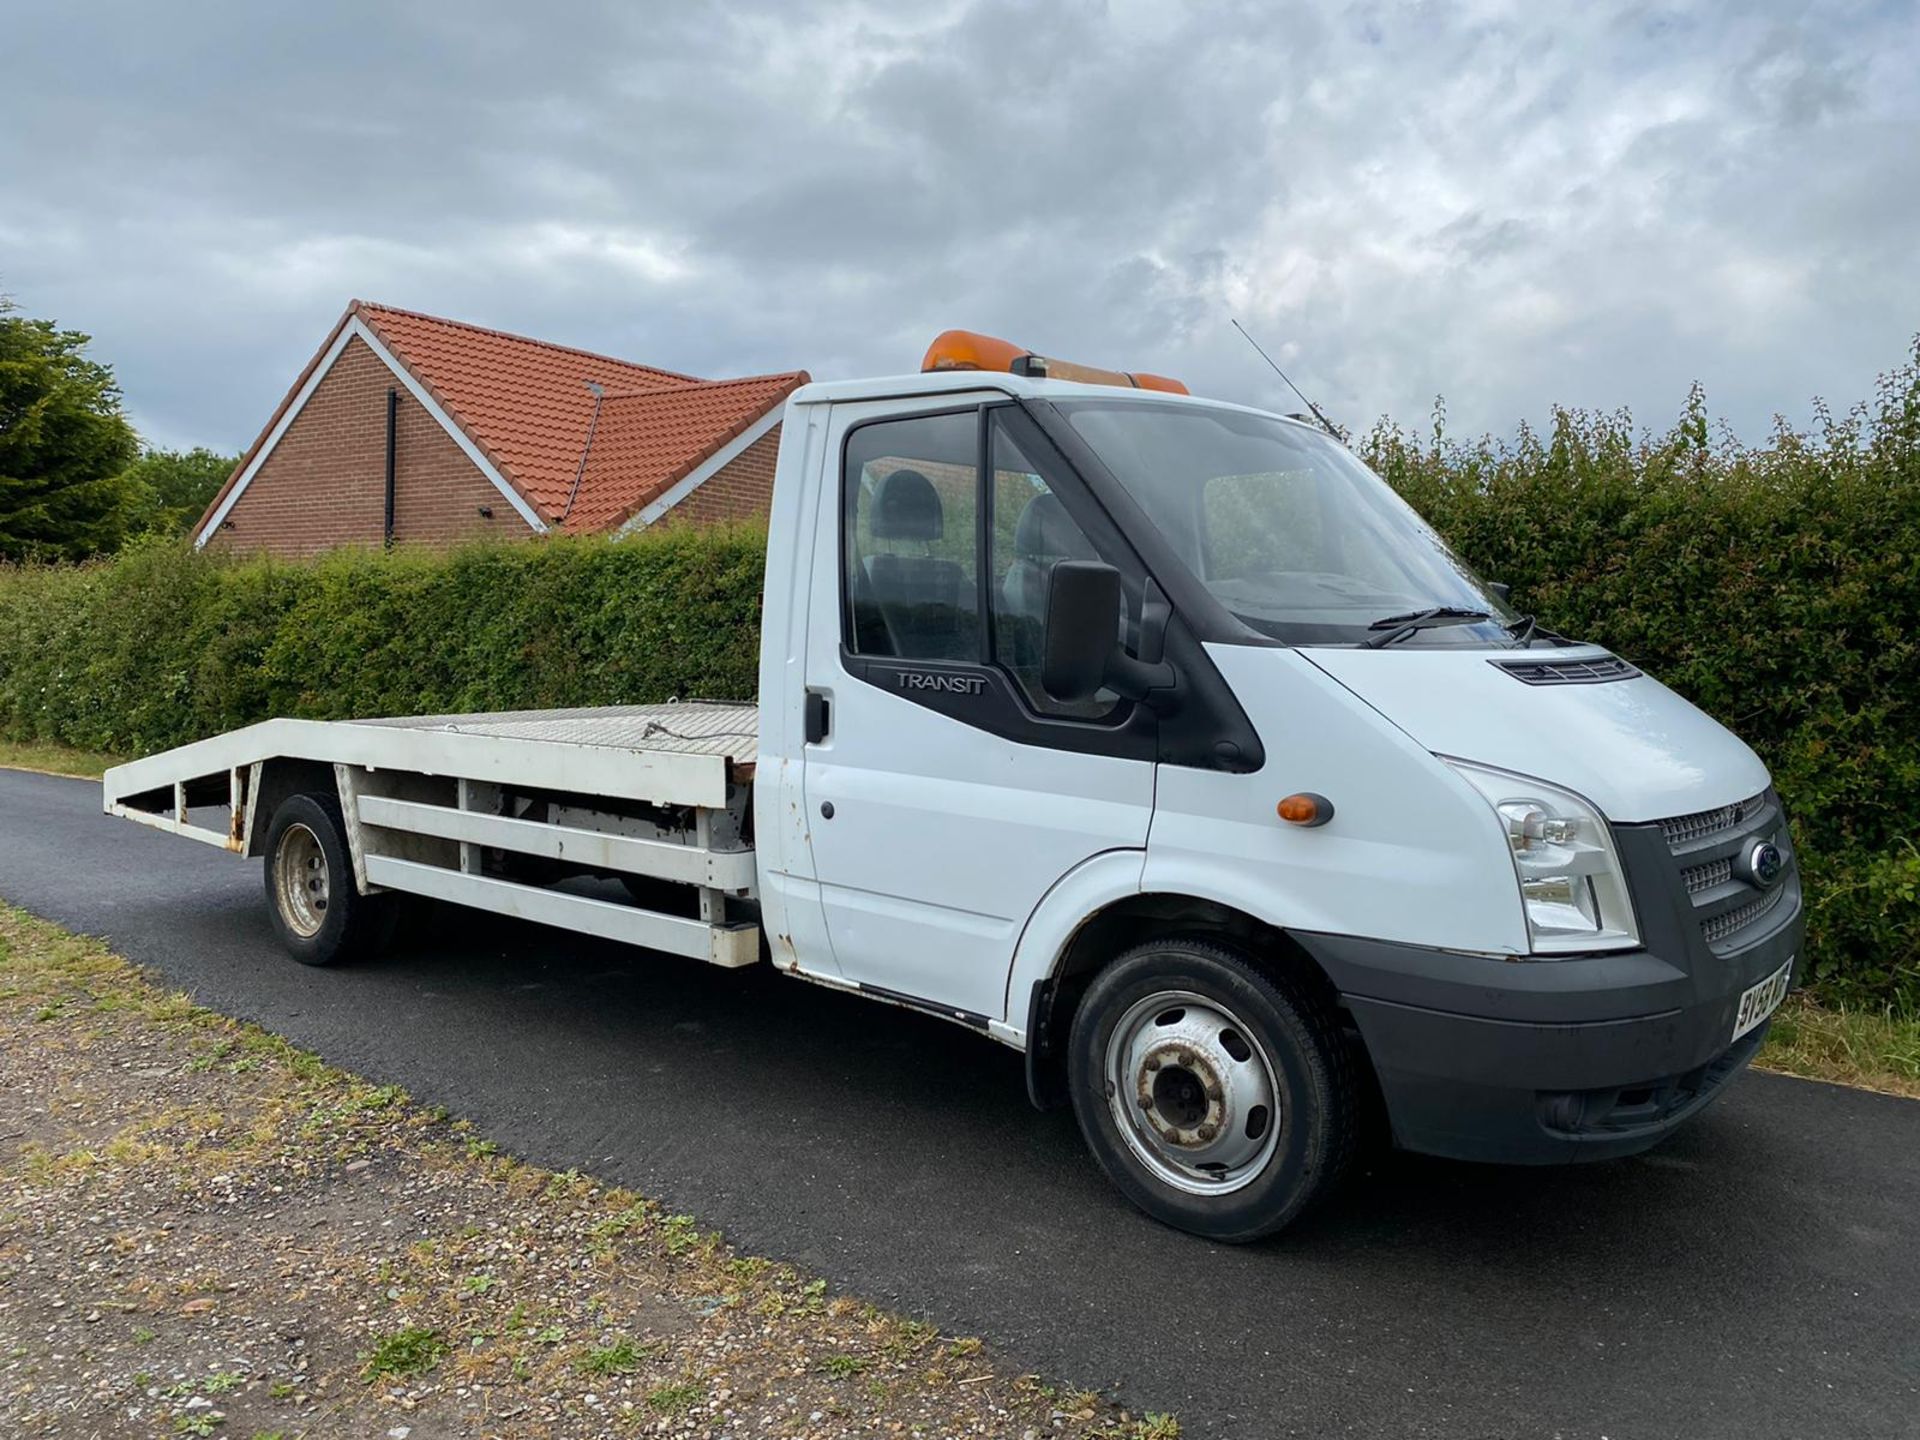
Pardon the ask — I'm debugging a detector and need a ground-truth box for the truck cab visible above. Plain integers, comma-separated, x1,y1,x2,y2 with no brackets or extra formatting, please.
752,332,1802,1239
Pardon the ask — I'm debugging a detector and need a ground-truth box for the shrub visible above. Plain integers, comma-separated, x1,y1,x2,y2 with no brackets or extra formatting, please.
0,523,767,756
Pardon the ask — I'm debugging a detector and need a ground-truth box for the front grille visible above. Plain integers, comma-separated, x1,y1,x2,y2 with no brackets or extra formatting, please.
1660,793,1766,847
1701,885,1788,945
1681,856,1733,895
1493,655,1641,686
1651,789,1793,951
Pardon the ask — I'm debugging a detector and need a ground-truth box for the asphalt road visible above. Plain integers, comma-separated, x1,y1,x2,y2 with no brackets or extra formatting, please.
3,766,1916,1438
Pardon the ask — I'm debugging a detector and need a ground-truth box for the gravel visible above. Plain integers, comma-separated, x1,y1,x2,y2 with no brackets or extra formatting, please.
0,904,1177,1440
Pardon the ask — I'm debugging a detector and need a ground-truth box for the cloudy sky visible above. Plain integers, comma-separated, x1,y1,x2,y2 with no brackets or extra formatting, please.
4,0,1917,454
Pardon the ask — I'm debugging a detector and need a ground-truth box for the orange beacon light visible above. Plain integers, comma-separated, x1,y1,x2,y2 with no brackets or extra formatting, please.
921,329,1189,395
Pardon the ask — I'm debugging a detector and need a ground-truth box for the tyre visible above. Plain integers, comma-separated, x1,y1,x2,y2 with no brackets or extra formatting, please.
261,791,398,967
1067,937,1358,1242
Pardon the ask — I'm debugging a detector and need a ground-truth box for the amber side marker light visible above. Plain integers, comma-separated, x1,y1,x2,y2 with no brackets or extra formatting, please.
1278,792,1334,827
921,329,1189,395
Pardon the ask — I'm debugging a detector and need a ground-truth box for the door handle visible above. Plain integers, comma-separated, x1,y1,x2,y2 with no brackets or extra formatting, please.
804,690,831,745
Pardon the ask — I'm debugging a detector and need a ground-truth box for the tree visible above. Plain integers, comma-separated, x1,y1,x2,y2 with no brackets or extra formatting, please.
0,298,142,561
118,446,239,539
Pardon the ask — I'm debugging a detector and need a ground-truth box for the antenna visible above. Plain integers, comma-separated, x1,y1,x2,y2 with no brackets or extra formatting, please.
1230,318,1341,439
562,380,608,525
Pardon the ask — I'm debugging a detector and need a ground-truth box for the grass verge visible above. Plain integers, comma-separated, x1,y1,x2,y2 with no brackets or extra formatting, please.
0,736,121,778
0,902,1177,1439
1755,994,1920,1100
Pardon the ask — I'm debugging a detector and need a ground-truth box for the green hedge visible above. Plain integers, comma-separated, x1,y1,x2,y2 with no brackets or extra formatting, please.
2,347,1915,1007
0,524,766,756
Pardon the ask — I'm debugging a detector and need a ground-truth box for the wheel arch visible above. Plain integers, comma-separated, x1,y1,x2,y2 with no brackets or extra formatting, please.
1017,887,1352,1111
243,757,341,859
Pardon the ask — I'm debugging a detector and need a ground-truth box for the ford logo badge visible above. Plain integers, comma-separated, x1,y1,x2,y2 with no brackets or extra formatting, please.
1745,840,1785,888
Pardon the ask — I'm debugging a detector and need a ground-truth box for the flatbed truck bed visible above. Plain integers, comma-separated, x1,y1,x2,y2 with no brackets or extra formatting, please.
102,701,764,969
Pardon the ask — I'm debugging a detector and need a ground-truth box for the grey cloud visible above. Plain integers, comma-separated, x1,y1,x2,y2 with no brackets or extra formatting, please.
1735,24,1862,127
1,0,1916,455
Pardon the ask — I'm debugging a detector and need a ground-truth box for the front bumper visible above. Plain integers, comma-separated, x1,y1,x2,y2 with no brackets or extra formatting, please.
1298,802,1804,1165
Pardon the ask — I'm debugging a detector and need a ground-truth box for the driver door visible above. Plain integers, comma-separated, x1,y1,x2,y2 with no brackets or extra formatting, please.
797,399,1156,1023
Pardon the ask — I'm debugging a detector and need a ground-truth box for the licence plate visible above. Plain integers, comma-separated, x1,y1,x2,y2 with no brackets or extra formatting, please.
1731,957,1793,1043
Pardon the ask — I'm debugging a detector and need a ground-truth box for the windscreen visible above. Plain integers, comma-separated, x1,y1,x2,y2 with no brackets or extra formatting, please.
1060,400,1517,646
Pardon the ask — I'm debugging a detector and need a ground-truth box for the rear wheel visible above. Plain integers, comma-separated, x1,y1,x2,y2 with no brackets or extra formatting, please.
262,792,397,966
1067,937,1358,1242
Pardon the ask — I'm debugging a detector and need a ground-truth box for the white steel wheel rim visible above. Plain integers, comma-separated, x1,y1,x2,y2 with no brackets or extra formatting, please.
1105,989,1282,1196
275,822,330,938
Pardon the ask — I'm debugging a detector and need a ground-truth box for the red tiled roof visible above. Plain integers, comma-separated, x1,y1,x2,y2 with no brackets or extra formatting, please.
198,300,807,537
357,302,699,523
561,372,807,532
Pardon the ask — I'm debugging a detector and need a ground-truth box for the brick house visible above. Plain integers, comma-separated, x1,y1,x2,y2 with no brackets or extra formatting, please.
195,301,809,556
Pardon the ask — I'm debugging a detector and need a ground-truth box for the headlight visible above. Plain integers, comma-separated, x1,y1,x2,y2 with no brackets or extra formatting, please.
1442,759,1639,954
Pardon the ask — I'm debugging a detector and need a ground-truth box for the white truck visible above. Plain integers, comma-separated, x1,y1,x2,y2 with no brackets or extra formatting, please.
103,330,1803,1240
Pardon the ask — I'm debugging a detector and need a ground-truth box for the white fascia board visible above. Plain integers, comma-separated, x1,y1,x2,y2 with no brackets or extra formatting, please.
351,319,549,533
615,402,783,535
196,321,358,546
195,316,550,546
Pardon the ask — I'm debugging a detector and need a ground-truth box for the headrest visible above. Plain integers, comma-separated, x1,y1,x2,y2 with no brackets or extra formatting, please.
1013,492,1096,562
871,468,944,542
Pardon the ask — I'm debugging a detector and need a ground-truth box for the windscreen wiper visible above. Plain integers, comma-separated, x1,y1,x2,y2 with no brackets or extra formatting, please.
1360,606,1491,649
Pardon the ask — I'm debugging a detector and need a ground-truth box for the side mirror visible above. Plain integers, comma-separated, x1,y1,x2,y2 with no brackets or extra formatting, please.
1488,581,1512,603
1041,561,1122,703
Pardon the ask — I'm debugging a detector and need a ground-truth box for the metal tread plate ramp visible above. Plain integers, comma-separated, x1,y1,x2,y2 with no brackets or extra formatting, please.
100,703,762,970
351,702,758,761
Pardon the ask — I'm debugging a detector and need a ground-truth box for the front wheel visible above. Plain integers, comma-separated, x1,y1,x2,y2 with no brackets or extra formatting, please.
1067,937,1359,1242
262,792,398,966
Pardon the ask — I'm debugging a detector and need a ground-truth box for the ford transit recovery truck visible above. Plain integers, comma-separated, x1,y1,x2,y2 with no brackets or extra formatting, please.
103,329,1803,1240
